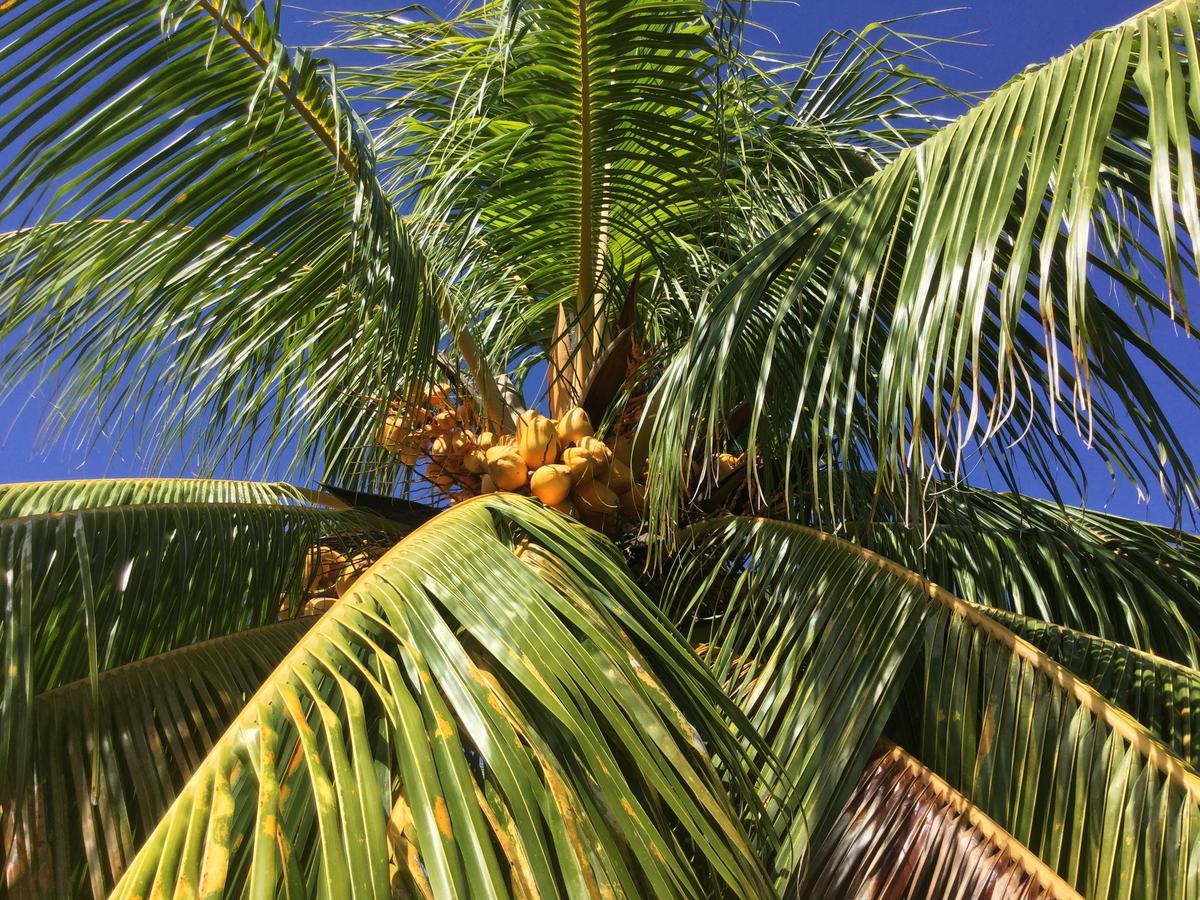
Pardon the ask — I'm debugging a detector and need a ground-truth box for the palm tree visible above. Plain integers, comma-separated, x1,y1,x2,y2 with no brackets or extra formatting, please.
2,0,1200,894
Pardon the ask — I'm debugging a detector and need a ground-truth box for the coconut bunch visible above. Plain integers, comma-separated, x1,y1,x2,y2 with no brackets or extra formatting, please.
279,543,379,618
375,381,489,503
469,407,647,531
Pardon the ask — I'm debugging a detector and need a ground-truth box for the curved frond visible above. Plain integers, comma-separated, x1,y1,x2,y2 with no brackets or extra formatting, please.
797,741,1079,899
4,618,315,899
109,494,770,899
0,0,441,484
976,605,1200,769
651,0,1200,527
0,477,331,518
0,482,406,828
673,515,1200,894
844,484,1200,664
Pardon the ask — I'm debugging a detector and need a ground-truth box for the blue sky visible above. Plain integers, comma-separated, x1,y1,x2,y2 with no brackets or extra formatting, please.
2,0,1195,525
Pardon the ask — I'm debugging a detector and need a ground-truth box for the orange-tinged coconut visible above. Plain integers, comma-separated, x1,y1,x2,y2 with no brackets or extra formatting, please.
464,448,489,474
479,473,497,494
476,431,497,451
562,446,597,483
530,464,572,505
556,407,594,443
573,478,619,516
715,452,741,479
576,436,611,473
304,545,347,593
517,412,560,468
487,446,528,490
430,435,451,461
549,500,576,516
604,458,633,494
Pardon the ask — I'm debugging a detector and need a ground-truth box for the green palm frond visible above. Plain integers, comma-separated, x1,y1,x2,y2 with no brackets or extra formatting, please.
5,618,316,899
843,484,1200,664
797,741,1080,899
976,605,1200,769
650,0,1200,528
0,477,331,518
0,0,443,485
672,515,1200,895
0,479,407,829
104,494,770,898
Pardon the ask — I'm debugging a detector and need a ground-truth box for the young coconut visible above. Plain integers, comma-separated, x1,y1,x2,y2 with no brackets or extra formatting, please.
486,445,528,491
463,448,489,474
604,458,634,494
479,473,498,494
530,464,572,506
715,452,741,480
573,478,619,517
303,545,348,594
619,483,646,519
517,412,560,468
562,446,597,483
576,436,612,473
476,431,497,451
429,435,451,462
556,406,594,444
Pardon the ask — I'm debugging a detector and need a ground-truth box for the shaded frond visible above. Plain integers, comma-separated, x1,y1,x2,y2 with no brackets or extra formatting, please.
797,741,1079,899
4,618,315,898
844,484,1200,664
976,604,1200,768
672,515,1200,894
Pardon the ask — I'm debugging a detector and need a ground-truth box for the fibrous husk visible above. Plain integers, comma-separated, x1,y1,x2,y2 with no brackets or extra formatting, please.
576,436,612,471
530,465,572,506
573,478,619,517
464,448,489,474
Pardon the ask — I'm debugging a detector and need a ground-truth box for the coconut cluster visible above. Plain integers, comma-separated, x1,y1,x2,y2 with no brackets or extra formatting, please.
377,391,648,530
280,544,376,618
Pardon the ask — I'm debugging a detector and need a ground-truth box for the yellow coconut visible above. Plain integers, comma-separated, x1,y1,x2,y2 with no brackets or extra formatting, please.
300,596,338,616
530,464,572,506
479,473,498,494
549,500,576,516
517,412,560,468
573,478,619,516
562,446,597,483
604,458,634,494
576,436,612,473
430,435,451,462
335,552,371,596
476,431,497,451
428,382,454,410
715,452,741,480
486,446,528,491
450,430,471,455
556,406,594,443
377,414,406,452
464,448,489,474
303,545,348,593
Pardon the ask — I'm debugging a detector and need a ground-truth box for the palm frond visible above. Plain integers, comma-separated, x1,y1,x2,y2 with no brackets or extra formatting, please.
843,484,1200,664
797,741,1079,899
672,515,1200,894
0,0,445,486
0,479,407,830
105,494,770,898
4,618,315,898
651,0,1200,529
0,477,331,518
975,605,1200,769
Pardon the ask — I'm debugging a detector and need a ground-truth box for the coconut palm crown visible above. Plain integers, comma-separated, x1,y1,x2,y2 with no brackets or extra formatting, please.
2,0,1200,896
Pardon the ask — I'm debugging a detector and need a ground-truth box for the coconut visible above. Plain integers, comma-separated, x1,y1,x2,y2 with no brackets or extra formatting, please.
573,478,619,516
303,545,347,593
479,473,498,494
486,445,528,490
562,446,597,483
604,458,634,494
517,412,560,468
619,483,646,518
464,448,489,474
430,435,451,462
530,464,572,505
556,406,594,443
476,431,497,451
715,452,741,480
576,436,612,472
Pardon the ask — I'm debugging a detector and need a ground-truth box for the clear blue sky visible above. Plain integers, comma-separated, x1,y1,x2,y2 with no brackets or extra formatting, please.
3,0,1195,525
